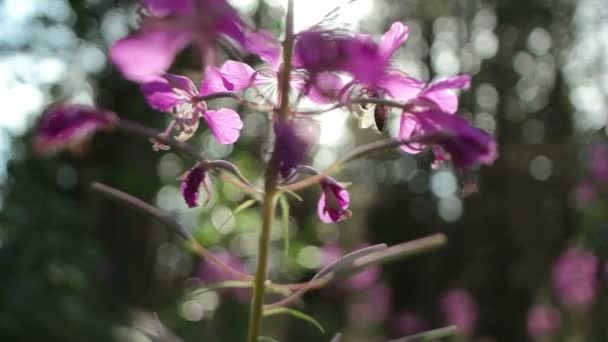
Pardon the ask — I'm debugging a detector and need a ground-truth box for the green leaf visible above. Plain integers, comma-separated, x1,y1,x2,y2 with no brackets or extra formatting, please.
279,196,290,257
217,199,257,231
263,307,325,334
258,337,281,342
283,190,303,202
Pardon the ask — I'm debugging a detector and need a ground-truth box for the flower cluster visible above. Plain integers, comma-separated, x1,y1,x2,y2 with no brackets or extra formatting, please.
35,0,497,225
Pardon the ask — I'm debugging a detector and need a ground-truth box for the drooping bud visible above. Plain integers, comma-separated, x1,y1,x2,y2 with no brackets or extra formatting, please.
34,104,117,156
317,178,351,223
179,163,212,208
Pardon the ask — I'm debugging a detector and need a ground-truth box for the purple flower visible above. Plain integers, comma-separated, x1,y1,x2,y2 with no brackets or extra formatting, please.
399,109,497,169
552,247,598,309
526,304,560,338
439,288,478,336
141,61,248,145
393,311,428,336
274,118,320,178
317,178,351,223
111,0,275,82
34,104,117,156
339,23,424,107
179,163,212,208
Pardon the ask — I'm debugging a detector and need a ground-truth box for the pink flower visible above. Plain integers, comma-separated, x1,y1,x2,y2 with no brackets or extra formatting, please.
552,247,598,309
527,304,560,338
140,61,249,145
317,178,351,223
179,163,212,208
111,0,276,82
439,288,478,335
34,104,117,156
399,109,497,169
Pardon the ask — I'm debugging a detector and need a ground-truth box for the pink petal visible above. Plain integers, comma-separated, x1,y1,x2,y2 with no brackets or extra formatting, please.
305,72,344,105
398,114,426,154
421,75,471,113
199,66,230,95
140,76,184,111
110,30,191,83
220,60,256,91
244,29,281,69
378,22,409,60
376,72,424,102
202,108,243,144
143,0,194,16
163,73,198,96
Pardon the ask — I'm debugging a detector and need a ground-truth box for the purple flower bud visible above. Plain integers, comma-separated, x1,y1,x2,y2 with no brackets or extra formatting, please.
179,163,212,208
34,104,116,156
527,304,560,338
552,247,598,309
439,288,478,336
317,179,351,224
274,118,320,179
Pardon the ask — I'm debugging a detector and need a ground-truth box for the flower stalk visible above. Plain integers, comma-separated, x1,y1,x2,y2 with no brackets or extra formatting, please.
247,1,295,340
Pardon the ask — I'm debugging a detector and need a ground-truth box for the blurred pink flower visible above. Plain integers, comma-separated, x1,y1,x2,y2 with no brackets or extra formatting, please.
588,143,608,183
526,304,560,338
439,288,478,335
552,247,598,309
347,282,392,324
572,180,596,208
196,250,250,303
393,311,428,336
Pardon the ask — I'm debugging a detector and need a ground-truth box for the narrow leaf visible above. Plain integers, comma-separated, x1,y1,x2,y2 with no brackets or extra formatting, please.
258,337,281,342
284,190,303,202
279,196,290,256
263,307,325,334
217,199,257,231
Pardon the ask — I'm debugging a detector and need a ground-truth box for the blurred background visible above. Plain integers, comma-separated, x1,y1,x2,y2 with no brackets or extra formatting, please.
1,0,607,341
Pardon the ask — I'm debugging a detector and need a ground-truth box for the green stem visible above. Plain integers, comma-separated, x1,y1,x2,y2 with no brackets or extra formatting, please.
247,1,295,340
247,191,278,342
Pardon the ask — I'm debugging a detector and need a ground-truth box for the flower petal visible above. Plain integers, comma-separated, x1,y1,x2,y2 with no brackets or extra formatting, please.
378,22,409,60
220,60,256,91
143,0,194,16
305,72,344,105
244,29,281,69
421,75,471,113
376,72,423,102
202,108,243,144
110,30,191,82
140,76,187,111
199,66,231,95
398,114,426,154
